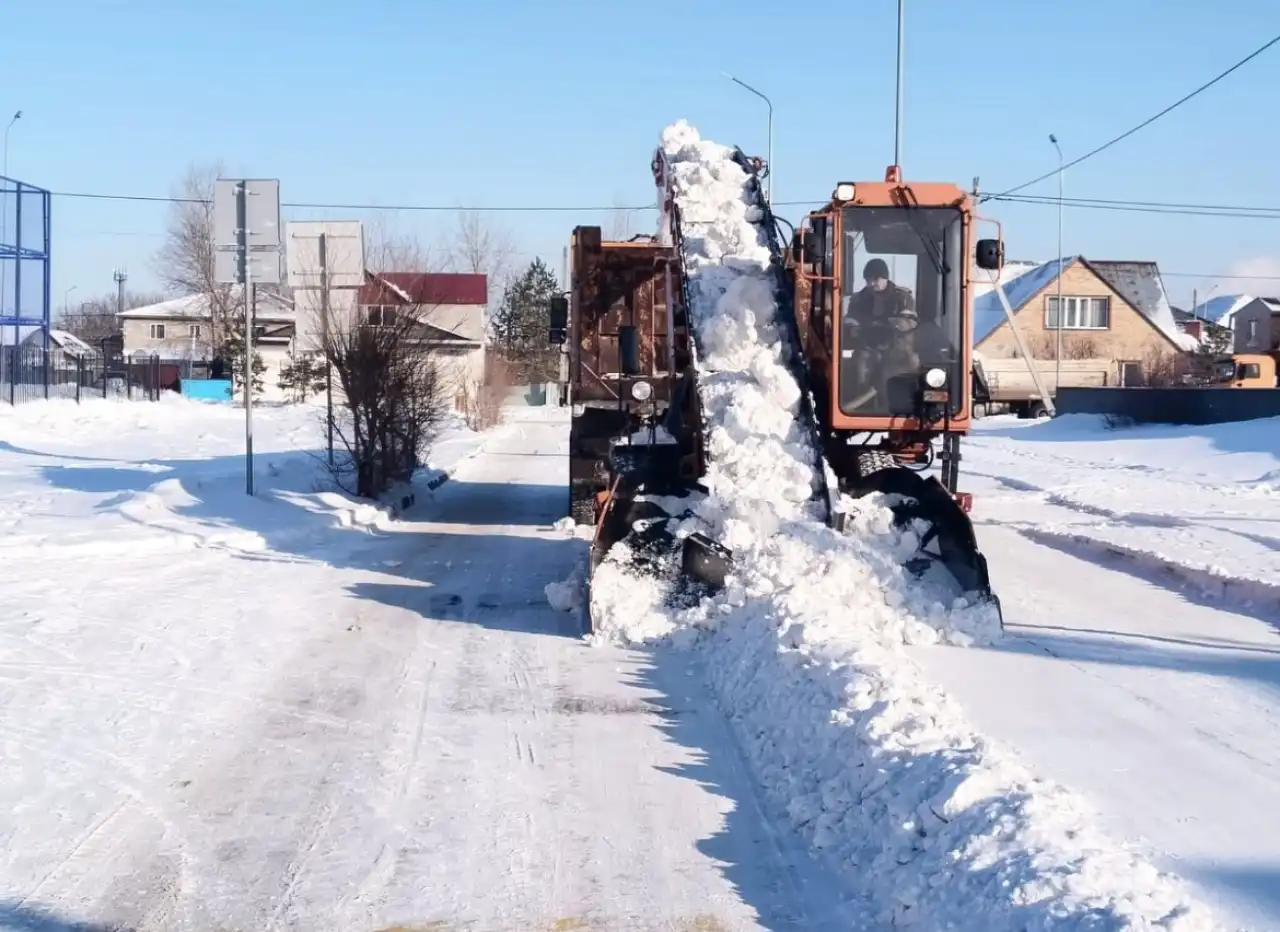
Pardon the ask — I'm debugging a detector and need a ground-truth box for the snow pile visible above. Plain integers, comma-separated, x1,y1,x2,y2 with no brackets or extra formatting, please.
0,395,488,555
581,120,1224,929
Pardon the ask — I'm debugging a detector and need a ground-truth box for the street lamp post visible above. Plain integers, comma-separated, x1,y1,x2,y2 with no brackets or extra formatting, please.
721,72,773,202
63,286,78,316
1049,133,1064,397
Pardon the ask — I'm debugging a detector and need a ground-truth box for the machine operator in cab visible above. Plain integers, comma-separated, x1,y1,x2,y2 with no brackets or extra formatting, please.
842,258,921,411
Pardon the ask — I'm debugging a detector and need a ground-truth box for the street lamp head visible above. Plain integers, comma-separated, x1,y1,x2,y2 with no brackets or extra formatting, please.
1048,133,1057,144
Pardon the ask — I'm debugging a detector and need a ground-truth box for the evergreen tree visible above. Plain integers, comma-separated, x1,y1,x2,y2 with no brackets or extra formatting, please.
491,258,560,379
277,353,328,402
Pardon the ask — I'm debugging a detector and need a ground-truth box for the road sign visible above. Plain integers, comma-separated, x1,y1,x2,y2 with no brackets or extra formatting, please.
214,245,281,286
214,178,280,250
286,220,365,290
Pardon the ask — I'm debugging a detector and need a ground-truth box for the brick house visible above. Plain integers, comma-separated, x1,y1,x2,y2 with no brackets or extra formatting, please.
973,256,1196,386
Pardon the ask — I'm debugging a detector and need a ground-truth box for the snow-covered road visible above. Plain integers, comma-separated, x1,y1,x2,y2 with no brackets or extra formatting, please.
908,417,1280,932
1,404,852,931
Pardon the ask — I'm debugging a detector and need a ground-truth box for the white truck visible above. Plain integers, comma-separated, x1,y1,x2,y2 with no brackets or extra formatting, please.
973,354,1114,418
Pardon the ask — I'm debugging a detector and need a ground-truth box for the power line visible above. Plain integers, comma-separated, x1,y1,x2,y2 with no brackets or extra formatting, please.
990,195,1280,220
45,187,1280,220
982,31,1280,202
49,188,658,212
1159,270,1280,281
997,193,1280,214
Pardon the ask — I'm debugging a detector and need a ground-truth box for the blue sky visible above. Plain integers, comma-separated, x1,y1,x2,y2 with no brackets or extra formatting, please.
3,0,1279,314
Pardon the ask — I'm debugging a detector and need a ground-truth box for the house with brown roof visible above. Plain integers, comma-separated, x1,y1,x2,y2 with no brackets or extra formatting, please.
356,271,487,393
973,256,1197,387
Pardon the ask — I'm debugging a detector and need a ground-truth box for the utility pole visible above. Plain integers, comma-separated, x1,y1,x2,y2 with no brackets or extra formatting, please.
319,231,333,467
113,268,127,317
1049,134,1064,396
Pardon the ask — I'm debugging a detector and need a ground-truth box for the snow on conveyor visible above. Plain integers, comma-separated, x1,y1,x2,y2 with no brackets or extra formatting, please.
584,121,1227,930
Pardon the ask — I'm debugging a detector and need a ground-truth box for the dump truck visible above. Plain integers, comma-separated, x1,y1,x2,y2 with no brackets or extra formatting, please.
552,146,1008,628
548,226,703,570
1208,352,1279,388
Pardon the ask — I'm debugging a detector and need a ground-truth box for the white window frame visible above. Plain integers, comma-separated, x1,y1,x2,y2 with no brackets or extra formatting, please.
1045,295,1110,330
149,323,166,339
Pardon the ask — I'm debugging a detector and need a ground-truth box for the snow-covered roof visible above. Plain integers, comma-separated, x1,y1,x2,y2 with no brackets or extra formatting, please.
47,329,93,356
1088,260,1200,352
1199,293,1254,327
973,258,1068,344
972,256,1198,351
118,287,294,321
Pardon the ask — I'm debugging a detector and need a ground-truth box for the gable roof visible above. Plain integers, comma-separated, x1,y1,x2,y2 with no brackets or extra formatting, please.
359,271,487,307
972,256,1196,350
973,257,1072,344
1199,293,1255,326
117,286,294,321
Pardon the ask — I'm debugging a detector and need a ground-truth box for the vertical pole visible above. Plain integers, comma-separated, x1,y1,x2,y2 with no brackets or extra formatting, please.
10,185,20,405
894,0,905,168
1055,152,1064,395
319,232,333,467
238,181,254,496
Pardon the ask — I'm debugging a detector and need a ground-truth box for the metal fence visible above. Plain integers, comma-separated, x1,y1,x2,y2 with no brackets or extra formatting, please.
1056,386,1280,426
0,343,170,405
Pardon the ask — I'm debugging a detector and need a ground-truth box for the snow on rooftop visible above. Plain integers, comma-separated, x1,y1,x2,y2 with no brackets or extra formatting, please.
118,287,294,321
573,120,1223,929
1201,293,1254,327
1090,260,1201,352
972,257,1067,344
974,257,1201,351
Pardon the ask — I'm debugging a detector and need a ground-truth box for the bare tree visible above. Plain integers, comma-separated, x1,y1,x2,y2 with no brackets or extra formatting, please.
320,297,452,499
151,161,292,397
57,289,166,344
152,162,239,348
448,209,516,282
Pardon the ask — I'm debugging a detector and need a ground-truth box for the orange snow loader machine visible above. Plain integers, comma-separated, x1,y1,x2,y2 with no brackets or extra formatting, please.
549,150,1004,627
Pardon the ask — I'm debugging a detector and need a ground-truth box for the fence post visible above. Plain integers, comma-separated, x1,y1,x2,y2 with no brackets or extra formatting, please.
75,356,82,404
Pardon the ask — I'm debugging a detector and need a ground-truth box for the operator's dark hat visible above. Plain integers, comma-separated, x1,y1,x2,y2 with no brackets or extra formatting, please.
863,258,890,280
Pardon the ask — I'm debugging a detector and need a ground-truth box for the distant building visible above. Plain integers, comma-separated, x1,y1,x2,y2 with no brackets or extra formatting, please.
973,256,1196,387
1230,297,1280,354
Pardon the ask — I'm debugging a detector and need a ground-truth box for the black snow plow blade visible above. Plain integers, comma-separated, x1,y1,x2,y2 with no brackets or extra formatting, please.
843,467,1002,625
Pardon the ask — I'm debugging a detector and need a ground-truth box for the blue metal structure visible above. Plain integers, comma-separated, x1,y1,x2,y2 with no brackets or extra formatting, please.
0,173,52,402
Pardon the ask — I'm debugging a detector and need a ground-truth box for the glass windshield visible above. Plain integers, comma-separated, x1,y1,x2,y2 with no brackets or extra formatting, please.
837,206,963,418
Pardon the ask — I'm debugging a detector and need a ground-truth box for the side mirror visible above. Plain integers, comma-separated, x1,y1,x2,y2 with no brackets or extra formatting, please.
618,325,641,377
548,295,568,345
975,238,1004,271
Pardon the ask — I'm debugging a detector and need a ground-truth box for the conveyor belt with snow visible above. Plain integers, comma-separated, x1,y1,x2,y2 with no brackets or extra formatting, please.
587,121,1227,930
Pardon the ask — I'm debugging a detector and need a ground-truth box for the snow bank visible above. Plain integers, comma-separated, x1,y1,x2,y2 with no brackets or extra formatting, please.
579,121,1224,929
0,396,489,555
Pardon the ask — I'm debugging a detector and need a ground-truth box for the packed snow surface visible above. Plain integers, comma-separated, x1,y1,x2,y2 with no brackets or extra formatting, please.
1,396,870,930
580,120,1228,929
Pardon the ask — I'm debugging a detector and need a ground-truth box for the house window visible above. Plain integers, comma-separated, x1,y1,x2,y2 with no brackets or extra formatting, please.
149,323,166,339
189,324,202,338
1248,319,1259,345
366,305,399,327
1045,295,1109,330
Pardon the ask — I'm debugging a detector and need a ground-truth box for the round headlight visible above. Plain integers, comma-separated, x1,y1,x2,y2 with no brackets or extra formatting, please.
630,380,653,401
924,368,947,389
